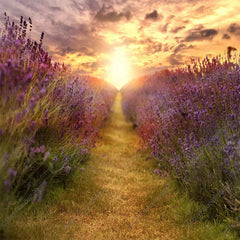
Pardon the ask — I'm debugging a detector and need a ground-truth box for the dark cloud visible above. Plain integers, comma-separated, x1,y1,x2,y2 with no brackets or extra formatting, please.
49,7,62,12
145,10,162,20
222,33,231,40
85,0,101,12
228,23,240,36
139,38,153,45
70,0,85,13
163,43,174,52
140,38,163,54
185,27,218,41
46,19,110,58
161,23,169,32
147,42,162,54
167,54,183,65
173,43,194,54
201,29,218,37
95,5,131,22
46,21,92,54
77,47,95,56
81,62,99,71
171,26,185,33
160,14,174,32
14,0,41,12
57,46,75,56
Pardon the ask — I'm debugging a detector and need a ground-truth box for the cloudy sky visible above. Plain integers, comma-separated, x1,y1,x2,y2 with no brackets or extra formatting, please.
1,0,240,85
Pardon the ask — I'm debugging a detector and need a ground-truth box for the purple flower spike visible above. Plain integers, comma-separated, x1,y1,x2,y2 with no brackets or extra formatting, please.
38,180,47,202
8,168,17,180
64,165,71,174
4,179,11,192
0,128,4,136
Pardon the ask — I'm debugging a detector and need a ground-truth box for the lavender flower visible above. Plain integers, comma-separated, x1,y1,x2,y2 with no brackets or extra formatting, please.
4,179,11,192
8,168,17,180
64,165,71,174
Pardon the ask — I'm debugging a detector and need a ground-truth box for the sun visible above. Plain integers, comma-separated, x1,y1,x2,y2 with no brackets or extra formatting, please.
106,47,132,90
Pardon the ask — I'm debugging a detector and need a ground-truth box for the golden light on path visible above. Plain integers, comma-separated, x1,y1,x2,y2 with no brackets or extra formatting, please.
106,47,133,90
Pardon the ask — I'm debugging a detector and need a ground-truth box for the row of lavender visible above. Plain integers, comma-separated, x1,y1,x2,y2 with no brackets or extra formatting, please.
0,14,117,231
121,57,240,226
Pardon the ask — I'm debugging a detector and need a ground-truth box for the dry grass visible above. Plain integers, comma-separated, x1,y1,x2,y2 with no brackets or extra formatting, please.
4,93,238,240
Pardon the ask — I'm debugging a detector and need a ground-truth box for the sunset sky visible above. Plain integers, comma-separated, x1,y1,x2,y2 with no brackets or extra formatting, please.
1,0,240,87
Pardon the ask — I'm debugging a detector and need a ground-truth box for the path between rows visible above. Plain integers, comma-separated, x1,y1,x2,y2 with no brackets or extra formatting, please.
67,93,181,239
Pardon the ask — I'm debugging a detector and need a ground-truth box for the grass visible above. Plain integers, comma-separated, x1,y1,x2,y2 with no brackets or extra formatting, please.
3,93,239,239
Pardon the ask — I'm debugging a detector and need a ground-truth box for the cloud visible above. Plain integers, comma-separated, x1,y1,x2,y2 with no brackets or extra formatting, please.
147,42,163,54
85,0,100,12
145,10,162,20
163,43,174,52
49,6,62,12
95,5,131,22
173,43,194,54
185,27,218,41
195,5,207,13
228,23,240,36
166,14,175,22
45,19,110,58
160,14,174,32
56,46,75,56
77,47,95,56
81,61,99,71
171,26,185,33
167,54,183,65
139,38,163,54
222,33,231,40
161,23,169,32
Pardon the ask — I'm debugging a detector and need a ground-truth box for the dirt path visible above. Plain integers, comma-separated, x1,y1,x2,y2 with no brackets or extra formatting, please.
66,93,180,239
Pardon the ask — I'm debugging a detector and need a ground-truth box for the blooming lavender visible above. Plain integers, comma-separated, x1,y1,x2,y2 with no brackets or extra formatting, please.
121,54,240,221
0,13,117,231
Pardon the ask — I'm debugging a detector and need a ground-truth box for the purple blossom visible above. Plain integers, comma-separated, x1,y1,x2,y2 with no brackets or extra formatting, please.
0,128,4,136
8,168,17,180
2,152,8,166
33,180,47,203
4,179,11,192
64,165,71,174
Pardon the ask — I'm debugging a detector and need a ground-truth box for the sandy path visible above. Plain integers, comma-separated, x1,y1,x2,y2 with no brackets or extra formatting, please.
68,93,180,239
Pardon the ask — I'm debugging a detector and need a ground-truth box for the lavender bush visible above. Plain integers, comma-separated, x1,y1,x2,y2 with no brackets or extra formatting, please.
121,56,240,227
0,13,117,232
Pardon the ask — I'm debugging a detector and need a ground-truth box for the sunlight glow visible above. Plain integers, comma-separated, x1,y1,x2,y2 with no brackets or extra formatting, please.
106,47,132,90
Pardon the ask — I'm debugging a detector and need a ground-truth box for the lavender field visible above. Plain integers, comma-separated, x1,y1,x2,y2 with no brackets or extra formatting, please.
122,55,240,228
1,7,240,239
0,14,117,234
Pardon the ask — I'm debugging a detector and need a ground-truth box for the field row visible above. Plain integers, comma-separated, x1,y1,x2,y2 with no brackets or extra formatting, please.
0,14,117,233
121,56,240,228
